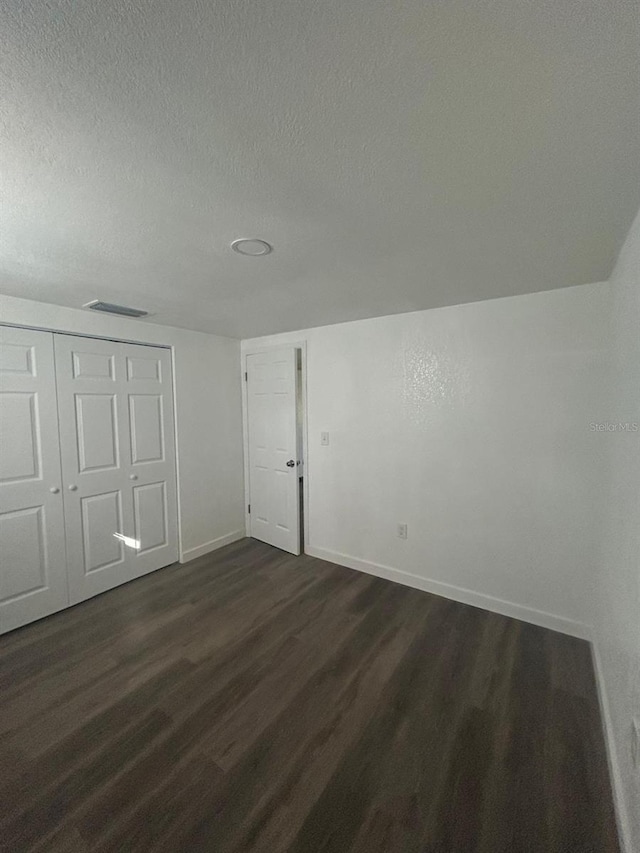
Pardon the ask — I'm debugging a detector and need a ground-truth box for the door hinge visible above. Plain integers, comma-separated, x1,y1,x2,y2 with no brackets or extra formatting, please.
244,371,248,381
247,503,251,514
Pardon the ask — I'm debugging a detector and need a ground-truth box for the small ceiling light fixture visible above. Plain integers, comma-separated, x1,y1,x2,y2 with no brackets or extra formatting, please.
231,238,273,257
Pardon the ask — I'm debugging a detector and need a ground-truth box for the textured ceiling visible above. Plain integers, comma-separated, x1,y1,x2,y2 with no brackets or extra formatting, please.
1,0,639,338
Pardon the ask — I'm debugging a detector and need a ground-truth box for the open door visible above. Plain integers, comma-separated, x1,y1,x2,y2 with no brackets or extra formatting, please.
246,347,301,555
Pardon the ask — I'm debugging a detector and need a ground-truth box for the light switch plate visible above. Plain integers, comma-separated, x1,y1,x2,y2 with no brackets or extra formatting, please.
321,432,330,446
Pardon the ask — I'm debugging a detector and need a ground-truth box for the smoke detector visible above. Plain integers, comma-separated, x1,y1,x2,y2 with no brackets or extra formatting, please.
231,238,273,256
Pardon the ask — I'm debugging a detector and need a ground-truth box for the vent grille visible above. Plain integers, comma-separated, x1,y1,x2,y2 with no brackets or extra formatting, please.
84,300,148,318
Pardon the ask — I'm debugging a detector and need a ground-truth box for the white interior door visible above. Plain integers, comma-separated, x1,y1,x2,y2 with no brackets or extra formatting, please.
54,335,178,604
0,327,69,634
247,348,300,555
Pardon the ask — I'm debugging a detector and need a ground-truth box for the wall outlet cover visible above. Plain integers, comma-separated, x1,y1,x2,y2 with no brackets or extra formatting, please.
397,523,408,539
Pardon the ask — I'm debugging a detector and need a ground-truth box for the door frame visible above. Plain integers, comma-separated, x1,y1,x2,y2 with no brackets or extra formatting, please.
0,322,183,562
241,341,309,553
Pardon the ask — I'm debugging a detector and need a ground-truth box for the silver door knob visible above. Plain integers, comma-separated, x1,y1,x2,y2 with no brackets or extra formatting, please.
129,474,138,480
68,484,78,491
49,486,60,494
286,460,295,468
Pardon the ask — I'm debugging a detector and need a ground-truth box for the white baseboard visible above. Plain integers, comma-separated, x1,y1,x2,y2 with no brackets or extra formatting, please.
591,640,631,853
304,544,629,846
180,530,245,563
305,545,592,640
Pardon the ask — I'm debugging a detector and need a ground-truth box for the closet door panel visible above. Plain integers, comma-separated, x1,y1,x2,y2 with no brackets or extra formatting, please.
54,335,134,603
0,327,68,634
55,336,178,603
75,393,120,472
123,343,178,577
133,481,168,553
80,490,125,572
129,394,164,464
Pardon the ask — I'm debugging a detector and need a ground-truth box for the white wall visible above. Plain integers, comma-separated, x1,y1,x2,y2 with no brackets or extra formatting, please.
0,294,245,561
592,210,640,853
243,282,610,638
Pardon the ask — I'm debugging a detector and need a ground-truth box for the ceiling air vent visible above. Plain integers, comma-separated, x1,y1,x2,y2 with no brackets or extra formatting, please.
83,300,149,318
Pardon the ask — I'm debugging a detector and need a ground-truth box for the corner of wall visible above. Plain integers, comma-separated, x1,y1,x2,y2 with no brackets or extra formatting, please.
305,545,593,640
590,637,633,853
179,530,245,564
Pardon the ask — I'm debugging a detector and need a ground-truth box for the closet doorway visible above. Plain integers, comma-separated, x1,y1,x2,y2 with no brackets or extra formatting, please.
0,326,179,634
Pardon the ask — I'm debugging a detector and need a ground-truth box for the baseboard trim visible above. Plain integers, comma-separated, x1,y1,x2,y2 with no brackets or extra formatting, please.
305,545,592,640
591,640,631,853
180,530,245,563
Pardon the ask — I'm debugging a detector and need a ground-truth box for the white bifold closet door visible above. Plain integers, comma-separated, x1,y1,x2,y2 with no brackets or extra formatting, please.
0,327,179,633
0,327,69,633
54,335,179,604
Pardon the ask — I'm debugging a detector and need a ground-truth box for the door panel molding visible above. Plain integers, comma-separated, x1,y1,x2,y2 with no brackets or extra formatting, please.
74,393,120,472
0,392,42,484
129,394,165,464
80,490,126,574
0,505,47,600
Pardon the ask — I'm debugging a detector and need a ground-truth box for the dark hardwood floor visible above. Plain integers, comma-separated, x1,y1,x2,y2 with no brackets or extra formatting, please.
0,538,619,852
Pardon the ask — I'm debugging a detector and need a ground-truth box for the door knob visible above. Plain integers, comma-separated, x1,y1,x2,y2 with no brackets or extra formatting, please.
129,474,138,480
286,460,295,468
68,484,78,491
49,486,60,494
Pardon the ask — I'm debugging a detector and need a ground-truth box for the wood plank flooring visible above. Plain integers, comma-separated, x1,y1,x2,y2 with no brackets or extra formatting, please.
0,538,619,852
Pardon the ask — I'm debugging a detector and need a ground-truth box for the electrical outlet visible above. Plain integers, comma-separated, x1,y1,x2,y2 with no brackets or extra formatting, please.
633,717,640,770
320,432,330,446
397,523,408,540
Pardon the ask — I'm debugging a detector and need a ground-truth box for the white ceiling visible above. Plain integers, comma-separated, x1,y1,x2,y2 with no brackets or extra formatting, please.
1,0,638,338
